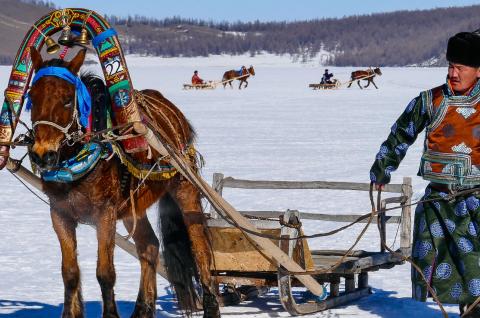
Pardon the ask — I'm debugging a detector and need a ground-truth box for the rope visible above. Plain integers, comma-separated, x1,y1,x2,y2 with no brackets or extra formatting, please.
125,188,137,241
463,296,480,317
8,170,49,205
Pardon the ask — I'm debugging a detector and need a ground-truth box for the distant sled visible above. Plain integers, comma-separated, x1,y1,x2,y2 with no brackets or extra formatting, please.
183,81,217,90
309,79,341,90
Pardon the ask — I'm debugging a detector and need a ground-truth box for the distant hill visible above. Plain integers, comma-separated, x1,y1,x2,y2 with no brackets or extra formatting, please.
1,0,480,66
0,0,53,64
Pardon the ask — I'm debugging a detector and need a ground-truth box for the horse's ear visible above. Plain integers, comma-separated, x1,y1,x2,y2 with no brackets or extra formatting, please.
30,46,43,72
68,49,86,74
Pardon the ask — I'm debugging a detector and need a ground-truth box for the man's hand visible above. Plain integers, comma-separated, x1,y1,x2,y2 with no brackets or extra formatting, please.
374,183,385,191
0,146,10,170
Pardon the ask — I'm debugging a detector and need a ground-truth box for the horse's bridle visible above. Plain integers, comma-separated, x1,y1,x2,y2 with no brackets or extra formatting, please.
31,89,84,147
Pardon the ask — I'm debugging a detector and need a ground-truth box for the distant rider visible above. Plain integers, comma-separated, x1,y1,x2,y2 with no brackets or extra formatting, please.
237,66,247,77
192,70,204,85
321,69,334,84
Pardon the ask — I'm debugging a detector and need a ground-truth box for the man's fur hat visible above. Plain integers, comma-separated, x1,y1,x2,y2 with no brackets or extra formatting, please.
447,31,480,67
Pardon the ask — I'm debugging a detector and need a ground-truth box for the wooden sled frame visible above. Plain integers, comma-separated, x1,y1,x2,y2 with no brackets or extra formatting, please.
183,82,216,90
208,173,412,315
309,81,341,90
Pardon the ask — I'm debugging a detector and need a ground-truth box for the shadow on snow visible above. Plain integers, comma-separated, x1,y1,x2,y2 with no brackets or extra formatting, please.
0,289,182,317
0,287,461,317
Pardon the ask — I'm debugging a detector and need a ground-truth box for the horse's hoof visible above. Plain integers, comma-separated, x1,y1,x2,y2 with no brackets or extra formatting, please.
130,303,155,318
203,293,221,318
203,308,221,318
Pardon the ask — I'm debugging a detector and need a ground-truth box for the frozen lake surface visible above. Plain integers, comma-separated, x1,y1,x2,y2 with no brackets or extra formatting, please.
0,54,461,317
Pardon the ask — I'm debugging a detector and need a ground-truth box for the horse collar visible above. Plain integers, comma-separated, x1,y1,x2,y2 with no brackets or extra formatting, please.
41,142,112,183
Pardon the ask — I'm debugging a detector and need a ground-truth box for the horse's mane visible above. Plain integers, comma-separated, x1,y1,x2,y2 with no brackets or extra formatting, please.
80,71,106,89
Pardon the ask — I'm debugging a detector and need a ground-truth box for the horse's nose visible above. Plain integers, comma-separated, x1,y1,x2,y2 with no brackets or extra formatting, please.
32,150,58,169
43,151,58,168
30,152,42,167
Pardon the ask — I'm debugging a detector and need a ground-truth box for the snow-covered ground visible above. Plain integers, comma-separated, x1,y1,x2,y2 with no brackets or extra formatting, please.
0,54,461,317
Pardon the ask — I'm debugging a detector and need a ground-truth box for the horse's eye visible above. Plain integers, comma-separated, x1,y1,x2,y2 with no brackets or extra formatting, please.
64,100,73,108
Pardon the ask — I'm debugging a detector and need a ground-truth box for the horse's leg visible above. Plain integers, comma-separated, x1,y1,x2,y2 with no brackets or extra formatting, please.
51,209,84,318
96,207,120,318
123,214,159,318
170,179,220,318
357,80,363,89
372,79,378,89
229,80,233,89
347,79,353,88
364,80,370,88
244,79,248,88
238,80,242,90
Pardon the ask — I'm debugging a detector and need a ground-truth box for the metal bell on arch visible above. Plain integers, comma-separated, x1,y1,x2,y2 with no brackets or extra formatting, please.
74,28,90,46
45,36,60,54
58,25,74,46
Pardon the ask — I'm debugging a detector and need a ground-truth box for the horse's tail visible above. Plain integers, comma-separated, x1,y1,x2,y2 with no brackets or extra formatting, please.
158,193,199,316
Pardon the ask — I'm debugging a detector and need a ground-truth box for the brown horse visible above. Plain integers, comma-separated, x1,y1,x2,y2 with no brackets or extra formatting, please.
222,65,255,89
27,47,220,318
347,67,382,89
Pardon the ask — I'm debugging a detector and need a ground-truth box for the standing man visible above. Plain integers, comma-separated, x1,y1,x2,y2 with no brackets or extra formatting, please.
370,31,480,316
192,70,204,85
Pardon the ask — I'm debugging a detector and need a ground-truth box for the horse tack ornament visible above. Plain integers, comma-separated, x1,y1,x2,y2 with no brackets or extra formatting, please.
0,8,148,154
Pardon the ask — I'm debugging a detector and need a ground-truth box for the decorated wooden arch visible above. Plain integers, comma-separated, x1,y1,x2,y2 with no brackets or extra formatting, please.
1,8,146,152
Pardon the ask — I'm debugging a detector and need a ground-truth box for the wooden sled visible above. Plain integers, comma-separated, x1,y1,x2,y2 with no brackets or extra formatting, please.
207,173,412,316
309,79,341,90
183,82,216,90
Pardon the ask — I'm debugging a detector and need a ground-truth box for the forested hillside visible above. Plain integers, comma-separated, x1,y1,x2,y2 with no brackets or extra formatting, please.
1,0,479,66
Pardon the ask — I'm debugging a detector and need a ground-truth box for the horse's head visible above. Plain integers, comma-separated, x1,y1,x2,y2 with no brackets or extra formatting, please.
248,65,255,76
374,67,382,76
28,47,87,169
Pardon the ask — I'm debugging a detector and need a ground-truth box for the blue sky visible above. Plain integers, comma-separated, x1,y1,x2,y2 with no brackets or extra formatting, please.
48,0,480,22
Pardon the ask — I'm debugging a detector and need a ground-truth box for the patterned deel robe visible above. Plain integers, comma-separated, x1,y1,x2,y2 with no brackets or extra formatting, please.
370,80,480,304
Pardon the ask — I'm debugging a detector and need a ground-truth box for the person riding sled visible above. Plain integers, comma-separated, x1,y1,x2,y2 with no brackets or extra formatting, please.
192,70,204,85
321,69,334,84
370,31,480,317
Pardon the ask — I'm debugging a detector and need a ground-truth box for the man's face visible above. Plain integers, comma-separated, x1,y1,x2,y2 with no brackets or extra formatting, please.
448,63,480,93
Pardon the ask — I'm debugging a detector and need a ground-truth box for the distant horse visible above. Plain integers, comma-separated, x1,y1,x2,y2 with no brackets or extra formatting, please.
347,67,382,89
27,47,220,318
222,65,255,89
